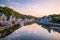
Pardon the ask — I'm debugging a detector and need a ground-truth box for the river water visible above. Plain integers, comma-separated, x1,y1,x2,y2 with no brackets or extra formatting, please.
0,23,60,40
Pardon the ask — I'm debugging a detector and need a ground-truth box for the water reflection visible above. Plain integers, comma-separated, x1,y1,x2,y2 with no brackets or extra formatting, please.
41,24,60,33
0,23,60,40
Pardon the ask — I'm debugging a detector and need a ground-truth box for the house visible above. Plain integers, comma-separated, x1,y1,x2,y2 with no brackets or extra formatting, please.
17,18,22,21
15,18,28,26
24,19,28,23
5,21,12,26
15,18,23,25
9,15,16,24
0,12,6,21
7,16,11,21
7,15,16,24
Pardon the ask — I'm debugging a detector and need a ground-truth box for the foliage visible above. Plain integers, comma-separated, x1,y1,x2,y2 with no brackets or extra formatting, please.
50,14,58,18
51,14,60,23
0,6,35,19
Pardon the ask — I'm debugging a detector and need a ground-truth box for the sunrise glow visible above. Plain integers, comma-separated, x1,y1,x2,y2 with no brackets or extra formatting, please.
0,0,60,17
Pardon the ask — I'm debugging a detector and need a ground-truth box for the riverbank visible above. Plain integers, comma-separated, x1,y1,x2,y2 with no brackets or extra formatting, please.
24,22,35,26
40,22,60,27
0,21,35,38
38,19,60,27
0,24,20,38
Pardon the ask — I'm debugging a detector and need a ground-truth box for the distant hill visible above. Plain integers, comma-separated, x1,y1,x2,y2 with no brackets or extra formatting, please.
0,6,35,19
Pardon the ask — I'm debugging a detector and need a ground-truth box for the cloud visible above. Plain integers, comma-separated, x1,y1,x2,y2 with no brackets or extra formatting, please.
0,0,60,17
6,0,13,2
6,0,10,1
0,4,6,7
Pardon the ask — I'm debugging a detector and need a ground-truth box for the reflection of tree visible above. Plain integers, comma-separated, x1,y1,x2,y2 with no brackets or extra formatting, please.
37,23,60,33
53,28,60,33
46,28,51,33
41,25,52,33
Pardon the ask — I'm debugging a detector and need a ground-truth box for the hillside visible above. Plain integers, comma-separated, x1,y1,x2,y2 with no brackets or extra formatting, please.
50,14,60,23
0,6,35,19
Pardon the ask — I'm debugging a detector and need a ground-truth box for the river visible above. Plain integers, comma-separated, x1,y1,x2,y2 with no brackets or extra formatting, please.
0,23,60,40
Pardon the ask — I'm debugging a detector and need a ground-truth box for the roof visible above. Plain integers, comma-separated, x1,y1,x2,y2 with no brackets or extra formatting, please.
0,12,3,16
7,15,15,21
7,16,11,21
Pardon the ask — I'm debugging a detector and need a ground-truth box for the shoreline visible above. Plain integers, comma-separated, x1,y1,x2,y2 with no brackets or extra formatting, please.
39,21,60,27
0,24,20,38
0,21,34,38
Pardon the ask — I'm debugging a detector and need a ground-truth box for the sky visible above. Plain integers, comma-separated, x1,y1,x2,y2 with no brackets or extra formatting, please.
0,0,60,17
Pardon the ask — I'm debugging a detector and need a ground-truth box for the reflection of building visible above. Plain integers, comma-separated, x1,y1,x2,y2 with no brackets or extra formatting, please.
51,27,60,33
42,25,60,33
41,25,52,33
46,28,51,33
